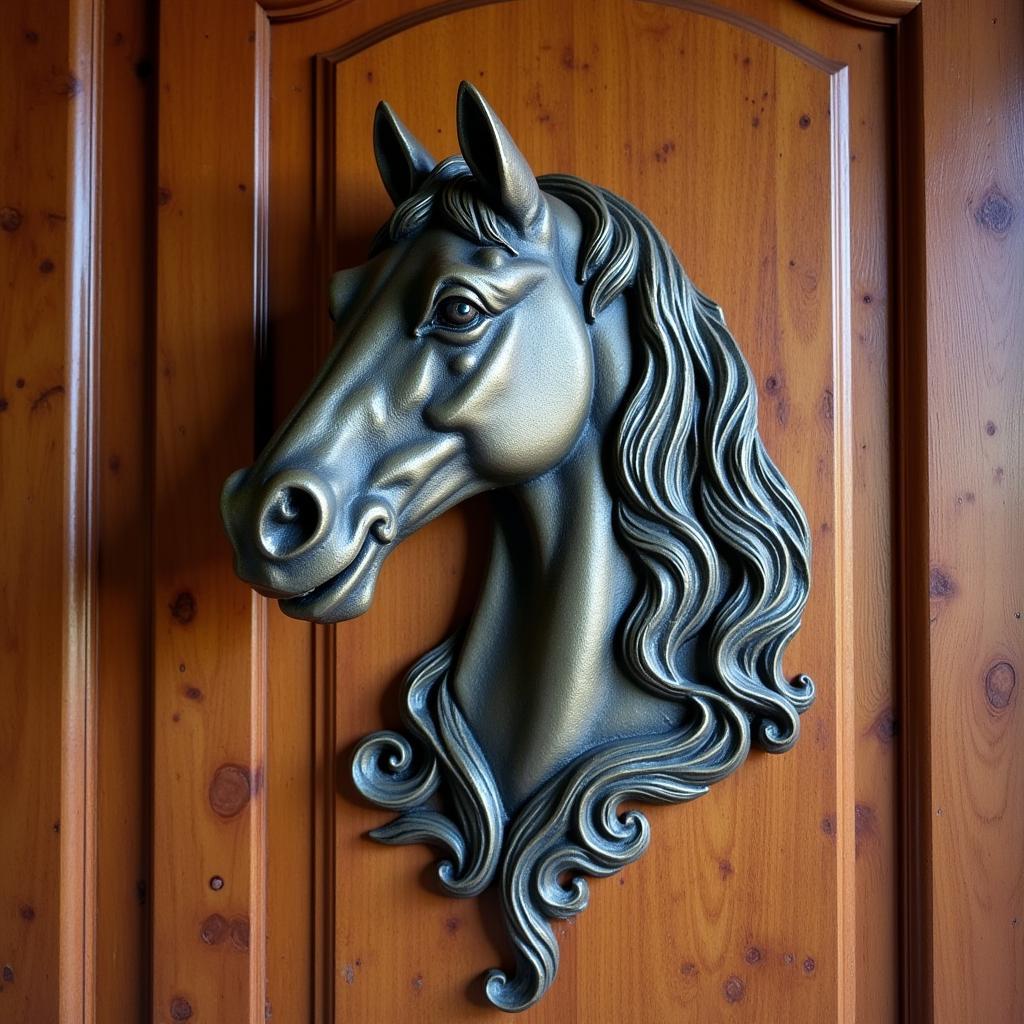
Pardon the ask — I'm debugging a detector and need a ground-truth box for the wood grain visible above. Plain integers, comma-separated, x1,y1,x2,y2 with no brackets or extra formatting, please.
259,0,873,1018
62,1,101,1018
0,1,99,1018
94,0,156,1017
918,2,1024,1021
151,3,269,1022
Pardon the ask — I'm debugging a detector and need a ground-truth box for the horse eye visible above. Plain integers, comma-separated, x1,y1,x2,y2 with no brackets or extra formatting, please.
435,297,483,329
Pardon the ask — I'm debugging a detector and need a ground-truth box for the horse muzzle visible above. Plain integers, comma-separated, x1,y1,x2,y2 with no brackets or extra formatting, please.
220,465,396,621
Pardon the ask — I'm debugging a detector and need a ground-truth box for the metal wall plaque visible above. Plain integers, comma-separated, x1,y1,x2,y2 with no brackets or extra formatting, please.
221,83,814,1011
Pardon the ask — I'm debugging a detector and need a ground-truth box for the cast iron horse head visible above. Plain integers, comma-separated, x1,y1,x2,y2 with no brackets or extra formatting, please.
222,83,813,1011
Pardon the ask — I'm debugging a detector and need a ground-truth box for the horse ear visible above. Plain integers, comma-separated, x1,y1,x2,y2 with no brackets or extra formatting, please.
373,101,436,205
456,81,542,232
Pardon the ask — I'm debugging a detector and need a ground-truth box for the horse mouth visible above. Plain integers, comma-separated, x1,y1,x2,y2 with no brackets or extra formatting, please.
278,529,384,621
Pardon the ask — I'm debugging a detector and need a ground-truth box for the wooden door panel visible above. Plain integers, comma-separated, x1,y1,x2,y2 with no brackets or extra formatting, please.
252,2,879,1020
152,0,894,1021
322,6,850,1023
8,0,1024,1021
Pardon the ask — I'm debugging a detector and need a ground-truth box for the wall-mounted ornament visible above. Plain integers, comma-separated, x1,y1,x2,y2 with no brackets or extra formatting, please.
221,82,814,1012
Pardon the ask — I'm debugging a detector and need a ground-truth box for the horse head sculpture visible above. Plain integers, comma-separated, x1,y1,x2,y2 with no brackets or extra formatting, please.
221,82,814,1012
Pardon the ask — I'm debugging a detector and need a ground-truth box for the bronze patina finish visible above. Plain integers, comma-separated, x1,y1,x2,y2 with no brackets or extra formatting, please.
221,83,814,1012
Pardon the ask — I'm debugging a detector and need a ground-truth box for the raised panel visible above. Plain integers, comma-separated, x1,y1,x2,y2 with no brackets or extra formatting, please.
260,1,868,1019
152,0,898,1021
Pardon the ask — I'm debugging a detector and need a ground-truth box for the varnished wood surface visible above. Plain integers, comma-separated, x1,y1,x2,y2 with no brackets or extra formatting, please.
268,0,875,1018
151,2,270,1022
916,2,1024,1021
93,0,155,1018
1,4,77,1021
0,0,1020,1021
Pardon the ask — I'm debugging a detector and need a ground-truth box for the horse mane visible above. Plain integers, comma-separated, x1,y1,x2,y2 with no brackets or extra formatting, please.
377,157,814,752
356,155,816,1009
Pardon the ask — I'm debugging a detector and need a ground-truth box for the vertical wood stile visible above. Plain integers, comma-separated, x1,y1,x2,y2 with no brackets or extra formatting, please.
917,3,1024,1021
313,624,337,1024
152,1,268,1020
313,52,339,1024
894,9,932,1023
61,0,103,1020
249,12,271,1022
828,63,857,1024
94,0,157,1014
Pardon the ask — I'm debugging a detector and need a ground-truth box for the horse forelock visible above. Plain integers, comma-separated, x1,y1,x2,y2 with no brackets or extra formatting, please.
372,155,522,257
371,165,814,751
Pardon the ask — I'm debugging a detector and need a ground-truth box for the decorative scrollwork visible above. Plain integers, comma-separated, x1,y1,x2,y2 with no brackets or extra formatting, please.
353,635,506,898
354,643,753,1011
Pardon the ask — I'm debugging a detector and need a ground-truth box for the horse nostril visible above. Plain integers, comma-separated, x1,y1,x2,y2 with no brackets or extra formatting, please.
258,482,326,559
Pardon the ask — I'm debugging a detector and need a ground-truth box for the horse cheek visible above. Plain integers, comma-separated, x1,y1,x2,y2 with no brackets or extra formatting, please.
426,319,592,483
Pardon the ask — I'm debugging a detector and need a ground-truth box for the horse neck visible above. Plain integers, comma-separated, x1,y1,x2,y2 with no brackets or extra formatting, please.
450,422,683,814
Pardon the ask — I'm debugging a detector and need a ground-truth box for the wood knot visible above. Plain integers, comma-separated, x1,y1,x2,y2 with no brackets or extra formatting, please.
984,661,1016,712
199,913,227,945
170,996,192,1020
0,207,23,232
929,565,957,599
229,916,250,951
169,591,196,624
871,705,898,744
974,188,1014,235
209,764,251,818
57,73,82,97
723,975,745,1002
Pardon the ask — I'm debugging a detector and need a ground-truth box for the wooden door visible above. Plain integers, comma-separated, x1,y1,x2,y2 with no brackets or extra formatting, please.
1,0,1022,1022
